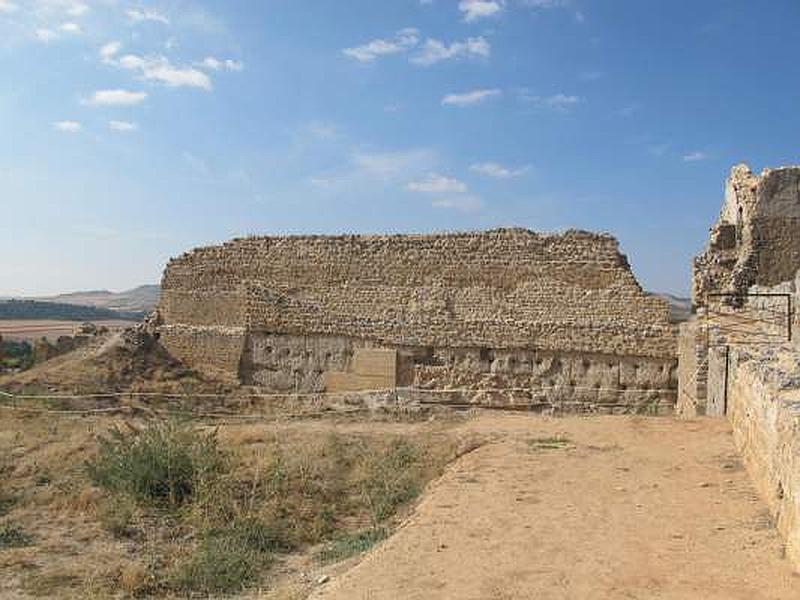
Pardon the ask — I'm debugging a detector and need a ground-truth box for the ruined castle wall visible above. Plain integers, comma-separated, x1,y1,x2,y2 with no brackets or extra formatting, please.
237,331,676,412
159,290,246,328
726,344,800,570
413,348,675,413
677,319,708,417
157,325,245,384
158,229,677,398
161,229,674,353
693,165,800,304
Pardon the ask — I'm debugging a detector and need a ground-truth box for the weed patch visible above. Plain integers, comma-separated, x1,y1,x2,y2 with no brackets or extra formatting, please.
96,495,137,538
170,518,275,594
86,421,226,507
315,527,388,564
527,436,572,451
0,523,33,549
360,438,424,524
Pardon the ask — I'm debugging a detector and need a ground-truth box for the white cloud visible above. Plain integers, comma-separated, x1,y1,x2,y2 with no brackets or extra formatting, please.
198,56,243,72
0,1,19,14
442,88,501,107
352,149,433,178
59,22,81,33
683,151,709,162
109,120,138,132
520,91,581,111
411,36,490,66
224,59,243,71
311,148,438,189
35,28,58,42
85,89,148,106
406,172,482,212
199,56,221,69
65,2,87,17
343,28,419,63
470,162,530,178
118,53,212,89
407,173,468,194
127,7,169,24
432,195,483,212
99,40,122,61
459,0,504,22
53,120,81,132
521,0,568,7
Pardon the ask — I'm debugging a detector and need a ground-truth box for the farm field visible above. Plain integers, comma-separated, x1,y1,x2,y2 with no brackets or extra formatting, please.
0,320,138,342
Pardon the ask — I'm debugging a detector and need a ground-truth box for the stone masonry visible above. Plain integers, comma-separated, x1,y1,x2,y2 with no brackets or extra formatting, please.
678,163,800,570
156,228,677,412
692,163,800,305
679,164,800,417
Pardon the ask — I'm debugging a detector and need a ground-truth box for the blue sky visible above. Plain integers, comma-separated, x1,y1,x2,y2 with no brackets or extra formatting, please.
1,0,799,296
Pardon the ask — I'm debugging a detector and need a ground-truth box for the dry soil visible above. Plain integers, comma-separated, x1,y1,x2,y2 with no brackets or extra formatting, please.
310,414,800,600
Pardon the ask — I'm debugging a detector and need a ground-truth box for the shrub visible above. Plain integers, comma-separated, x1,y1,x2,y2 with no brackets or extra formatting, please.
257,434,352,545
96,495,136,538
170,518,274,594
360,438,424,524
86,421,226,507
0,523,33,549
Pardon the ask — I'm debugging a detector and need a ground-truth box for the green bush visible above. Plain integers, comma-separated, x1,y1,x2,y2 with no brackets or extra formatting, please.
170,519,274,594
86,421,227,507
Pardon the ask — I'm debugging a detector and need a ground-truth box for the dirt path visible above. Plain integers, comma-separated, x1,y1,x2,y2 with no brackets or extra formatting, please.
311,414,800,600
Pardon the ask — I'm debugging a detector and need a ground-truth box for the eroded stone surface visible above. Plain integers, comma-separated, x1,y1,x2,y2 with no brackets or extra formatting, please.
156,228,678,411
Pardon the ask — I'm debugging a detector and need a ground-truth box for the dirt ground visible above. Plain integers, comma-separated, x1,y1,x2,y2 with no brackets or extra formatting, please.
2,409,798,599
310,414,800,600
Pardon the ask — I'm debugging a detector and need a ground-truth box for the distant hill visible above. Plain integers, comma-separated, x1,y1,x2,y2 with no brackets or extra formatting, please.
0,300,145,322
34,285,160,314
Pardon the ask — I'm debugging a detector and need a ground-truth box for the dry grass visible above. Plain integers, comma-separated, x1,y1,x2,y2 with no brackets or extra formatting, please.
0,410,466,598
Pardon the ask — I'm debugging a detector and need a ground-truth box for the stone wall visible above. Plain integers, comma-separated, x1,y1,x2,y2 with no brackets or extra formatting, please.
681,163,800,570
681,164,800,416
157,325,245,384
693,164,800,306
677,319,708,417
233,330,676,412
726,343,800,569
157,228,677,406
